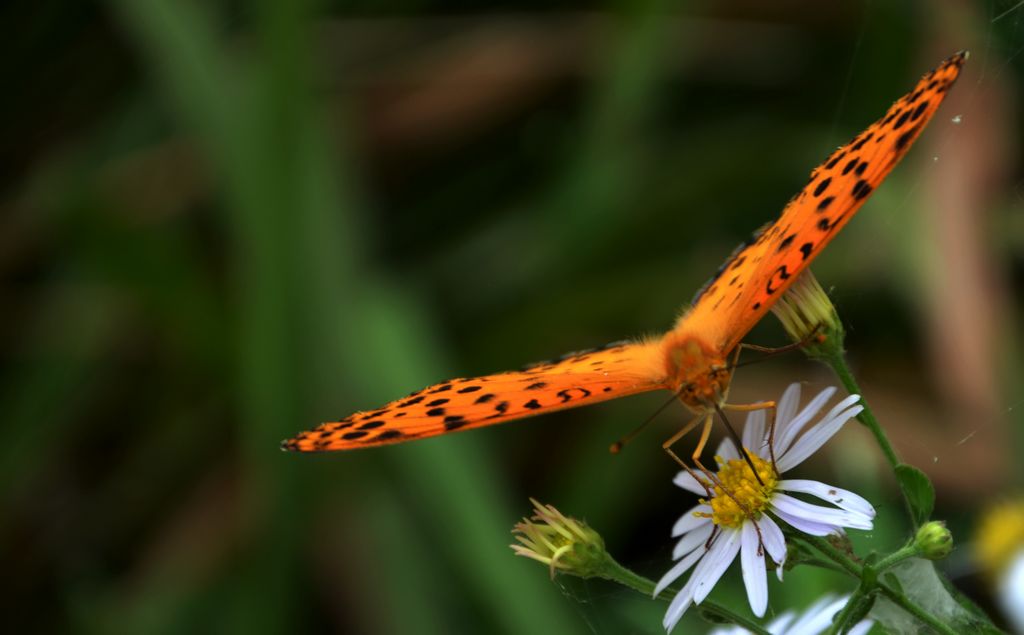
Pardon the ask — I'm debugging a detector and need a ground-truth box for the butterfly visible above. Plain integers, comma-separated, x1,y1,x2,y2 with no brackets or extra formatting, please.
283,51,966,457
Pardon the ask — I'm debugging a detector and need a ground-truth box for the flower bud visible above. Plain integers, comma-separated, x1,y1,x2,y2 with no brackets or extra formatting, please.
511,498,608,579
915,521,953,560
771,271,845,360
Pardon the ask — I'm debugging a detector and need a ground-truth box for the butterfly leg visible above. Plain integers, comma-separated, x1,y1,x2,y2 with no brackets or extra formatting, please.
663,415,766,545
663,413,743,500
722,400,779,478
735,324,824,359
663,413,715,498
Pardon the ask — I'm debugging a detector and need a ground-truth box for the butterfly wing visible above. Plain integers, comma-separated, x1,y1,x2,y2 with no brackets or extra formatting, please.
283,340,666,451
680,51,966,352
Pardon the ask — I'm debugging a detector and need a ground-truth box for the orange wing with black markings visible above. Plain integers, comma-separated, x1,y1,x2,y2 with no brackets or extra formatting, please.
283,52,965,453
283,340,665,451
681,51,966,354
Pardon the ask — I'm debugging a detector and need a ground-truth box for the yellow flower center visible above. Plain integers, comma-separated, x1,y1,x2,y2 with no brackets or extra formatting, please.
699,451,778,529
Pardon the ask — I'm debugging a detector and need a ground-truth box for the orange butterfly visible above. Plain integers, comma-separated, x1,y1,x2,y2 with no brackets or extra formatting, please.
284,52,965,461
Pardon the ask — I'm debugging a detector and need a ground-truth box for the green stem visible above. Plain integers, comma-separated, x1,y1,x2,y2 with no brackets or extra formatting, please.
873,544,918,572
821,349,919,526
794,534,959,635
823,585,870,635
600,556,662,597
794,533,861,578
822,350,901,469
598,557,771,635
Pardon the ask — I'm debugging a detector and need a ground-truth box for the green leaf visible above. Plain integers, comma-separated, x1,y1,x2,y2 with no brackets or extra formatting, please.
883,572,905,595
895,464,935,526
835,592,875,634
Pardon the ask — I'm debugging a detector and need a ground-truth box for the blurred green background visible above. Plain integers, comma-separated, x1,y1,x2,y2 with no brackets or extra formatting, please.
2,0,1023,632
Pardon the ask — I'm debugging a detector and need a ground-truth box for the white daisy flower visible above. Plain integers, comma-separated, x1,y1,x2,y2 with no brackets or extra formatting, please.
656,383,875,633
708,594,873,635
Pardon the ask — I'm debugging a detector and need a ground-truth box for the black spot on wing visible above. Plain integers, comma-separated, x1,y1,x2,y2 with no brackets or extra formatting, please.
444,415,468,431
893,109,912,129
851,132,873,151
851,179,873,200
765,265,792,295
894,126,919,151
825,150,846,169
910,100,929,122
524,399,542,410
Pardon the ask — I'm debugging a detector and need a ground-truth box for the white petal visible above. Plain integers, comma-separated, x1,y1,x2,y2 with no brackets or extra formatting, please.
706,627,745,635
824,393,863,421
848,621,874,635
654,542,705,598
674,471,711,496
765,612,796,635
776,383,801,433
787,594,845,635
673,522,714,560
672,504,712,536
717,436,740,461
742,408,766,452
759,514,787,568
773,507,840,536
740,522,768,617
777,404,863,472
692,528,742,604
775,386,836,456
772,493,873,531
662,580,695,633
778,479,876,518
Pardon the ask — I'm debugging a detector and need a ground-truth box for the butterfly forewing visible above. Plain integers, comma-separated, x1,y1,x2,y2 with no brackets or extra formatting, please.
682,51,966,353
284,340,665,451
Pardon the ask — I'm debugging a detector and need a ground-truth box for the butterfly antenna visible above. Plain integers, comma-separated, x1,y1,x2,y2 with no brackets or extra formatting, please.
713,403,764,487
610,388,684,454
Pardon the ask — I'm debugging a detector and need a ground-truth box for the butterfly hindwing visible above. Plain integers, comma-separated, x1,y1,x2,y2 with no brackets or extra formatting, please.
283,340,665,451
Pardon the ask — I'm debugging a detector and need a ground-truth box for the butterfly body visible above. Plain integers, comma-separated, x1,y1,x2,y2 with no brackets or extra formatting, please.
660,334,732,413
283,52,966,454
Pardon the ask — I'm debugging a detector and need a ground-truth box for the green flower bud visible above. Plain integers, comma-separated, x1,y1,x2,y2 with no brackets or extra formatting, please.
511,499,608,578
915,521,954,560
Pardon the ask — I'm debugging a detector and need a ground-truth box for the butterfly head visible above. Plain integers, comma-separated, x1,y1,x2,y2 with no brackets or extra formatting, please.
663,337,732,413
